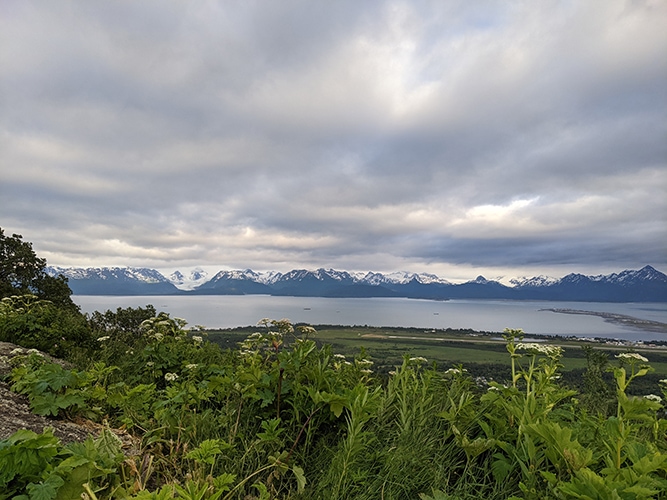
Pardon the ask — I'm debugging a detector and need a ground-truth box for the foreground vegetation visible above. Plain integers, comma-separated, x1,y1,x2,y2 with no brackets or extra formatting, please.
1,228,666,498
207,325,667,396
1,298,666,499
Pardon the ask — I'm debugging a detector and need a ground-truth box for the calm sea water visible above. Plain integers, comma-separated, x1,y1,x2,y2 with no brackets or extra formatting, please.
72,295,667,342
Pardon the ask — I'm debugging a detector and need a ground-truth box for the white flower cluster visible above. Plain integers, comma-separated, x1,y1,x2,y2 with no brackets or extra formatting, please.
185,364,198,370
97,336,110,342
298,325,317,336
643,394,662,402
444,367,466,376
333,354,346,360
409,356,428,363
164,372,179,382
615,352,649,363
10,348,24,355
515,343,562,357
192,335,203,343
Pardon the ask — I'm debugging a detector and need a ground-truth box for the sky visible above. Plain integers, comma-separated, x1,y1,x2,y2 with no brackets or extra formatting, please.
1,0,666,282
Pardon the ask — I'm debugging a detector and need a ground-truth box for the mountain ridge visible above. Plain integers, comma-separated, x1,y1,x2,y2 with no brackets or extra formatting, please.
45,265,667,302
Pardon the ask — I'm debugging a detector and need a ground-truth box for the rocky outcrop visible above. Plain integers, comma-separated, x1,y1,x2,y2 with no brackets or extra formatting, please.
0,342,137,452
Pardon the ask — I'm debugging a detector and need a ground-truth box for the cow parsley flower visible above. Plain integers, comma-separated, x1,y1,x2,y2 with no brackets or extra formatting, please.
97,336,111,342
644,394,662,402
192,335,203,343
444,368,466,376
616,353,649,363
515,343,562,357
409,357,428,363
164,373,179,382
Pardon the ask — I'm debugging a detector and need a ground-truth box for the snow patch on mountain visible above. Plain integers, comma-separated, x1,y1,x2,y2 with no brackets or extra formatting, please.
510,275,559,288
168,268,209,290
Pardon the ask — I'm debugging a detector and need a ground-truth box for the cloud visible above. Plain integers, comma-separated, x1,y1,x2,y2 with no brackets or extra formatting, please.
1,0,665,278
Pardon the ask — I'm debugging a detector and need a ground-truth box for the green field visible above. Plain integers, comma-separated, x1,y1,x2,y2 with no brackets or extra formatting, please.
207,324,667,380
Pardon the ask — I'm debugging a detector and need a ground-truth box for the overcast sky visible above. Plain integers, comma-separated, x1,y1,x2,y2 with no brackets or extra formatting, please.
1,0,666,281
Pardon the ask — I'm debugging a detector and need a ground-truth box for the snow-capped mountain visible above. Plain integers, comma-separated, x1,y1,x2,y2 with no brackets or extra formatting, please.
375,271,451,285
509,275,560,288
46,266,180,295
45,265,667,302
47,266,169,283
168,268,209,290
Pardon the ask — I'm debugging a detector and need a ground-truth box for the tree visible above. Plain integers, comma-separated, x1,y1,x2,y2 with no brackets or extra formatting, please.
0,228,76,310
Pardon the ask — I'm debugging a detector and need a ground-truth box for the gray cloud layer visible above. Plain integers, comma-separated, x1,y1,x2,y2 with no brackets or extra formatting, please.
1,0,666,279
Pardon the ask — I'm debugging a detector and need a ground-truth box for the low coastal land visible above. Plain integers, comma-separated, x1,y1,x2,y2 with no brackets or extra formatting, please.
541,308,667,333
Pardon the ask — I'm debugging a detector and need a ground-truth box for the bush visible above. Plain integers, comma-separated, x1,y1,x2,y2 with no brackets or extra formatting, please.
0,295,93,358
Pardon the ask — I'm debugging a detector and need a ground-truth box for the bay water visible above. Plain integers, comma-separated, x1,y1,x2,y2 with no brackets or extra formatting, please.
72,295,667,342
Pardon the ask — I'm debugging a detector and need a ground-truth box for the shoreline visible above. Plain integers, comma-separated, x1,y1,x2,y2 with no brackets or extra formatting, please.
541,308,667,334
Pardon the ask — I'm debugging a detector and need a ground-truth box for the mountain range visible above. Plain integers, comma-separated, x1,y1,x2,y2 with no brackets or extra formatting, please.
44,265,667,302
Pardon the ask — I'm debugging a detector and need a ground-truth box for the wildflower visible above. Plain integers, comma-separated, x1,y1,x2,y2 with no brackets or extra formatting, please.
146,361,154,367
388,370,396,376
409,356,428,363
10,348,24,355
97,336,111,342
334,354,346,359
516,342,541,351
356,359,373,366
444,367,466,376
516,343,562,357
185,364,198,370
299,325,317,335
616,353,649,363
153,332,164,341
644,394,662,402
192,335,203,343
659,379,667,385
164,373,179,382
360,369,373,374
